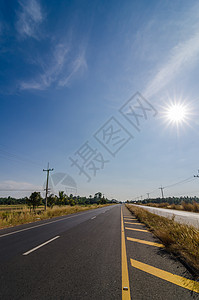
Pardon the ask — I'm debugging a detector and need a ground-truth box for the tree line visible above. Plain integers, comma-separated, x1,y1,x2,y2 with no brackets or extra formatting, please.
127,196,199,205
0,192,118,209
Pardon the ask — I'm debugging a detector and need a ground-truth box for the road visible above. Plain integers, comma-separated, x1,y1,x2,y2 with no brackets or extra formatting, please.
0,205,198,299
133,205,199,229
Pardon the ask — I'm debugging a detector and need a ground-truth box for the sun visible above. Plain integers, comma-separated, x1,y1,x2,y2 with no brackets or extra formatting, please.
160,97,193,131
166,104,187,123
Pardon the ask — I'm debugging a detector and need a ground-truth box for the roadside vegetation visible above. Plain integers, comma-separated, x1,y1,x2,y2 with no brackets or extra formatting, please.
141,201,199,212
0,192,117,229
0,204,111,229
126,204,199,274
127,196,199,213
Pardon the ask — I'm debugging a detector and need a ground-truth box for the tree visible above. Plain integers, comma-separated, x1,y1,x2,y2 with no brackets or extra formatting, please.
28,192,42,211
57,191,66,206
47,194,56,208
69,199,75,206
94,192,102,199
98,198,107,205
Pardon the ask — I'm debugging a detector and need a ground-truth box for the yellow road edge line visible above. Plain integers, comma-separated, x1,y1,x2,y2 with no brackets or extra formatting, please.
121,207,131,300
127,237,164,248
125,227,149,233
130,259,199,294
124,222,143,225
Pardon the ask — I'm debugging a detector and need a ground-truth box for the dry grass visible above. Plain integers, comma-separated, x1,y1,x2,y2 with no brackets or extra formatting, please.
0,204,111,229
0,205,26,211
144,201,199,212
126,204,199,274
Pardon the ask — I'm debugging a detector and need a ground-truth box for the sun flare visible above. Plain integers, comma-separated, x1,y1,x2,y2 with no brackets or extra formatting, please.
166,104,187,123
161,98,192,130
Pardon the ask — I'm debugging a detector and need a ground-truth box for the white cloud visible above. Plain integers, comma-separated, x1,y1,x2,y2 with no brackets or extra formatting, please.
16,0,44,39
144,27,199,99
58,50,87,87
15,0,87,91
0,180,42,191
20,43,69,90
20,44,87,90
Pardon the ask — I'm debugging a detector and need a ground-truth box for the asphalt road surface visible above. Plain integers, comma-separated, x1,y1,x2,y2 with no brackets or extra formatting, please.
0,205,199,299
133,204,199,229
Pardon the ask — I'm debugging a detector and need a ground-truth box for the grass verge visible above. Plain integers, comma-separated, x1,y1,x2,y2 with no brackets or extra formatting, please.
0,204,112,229
126,204,199,275
143,201,199,212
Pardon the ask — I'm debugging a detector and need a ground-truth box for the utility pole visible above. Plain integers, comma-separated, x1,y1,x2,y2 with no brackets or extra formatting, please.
159,185,164,199
43,163,54,210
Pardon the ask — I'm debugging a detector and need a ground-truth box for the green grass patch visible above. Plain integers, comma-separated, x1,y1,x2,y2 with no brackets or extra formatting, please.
126,204,199,274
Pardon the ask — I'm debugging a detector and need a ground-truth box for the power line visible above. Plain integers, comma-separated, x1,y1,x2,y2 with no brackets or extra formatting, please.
147,188,159,195
134,175,197,201
164,176,194,189
0,147,42,167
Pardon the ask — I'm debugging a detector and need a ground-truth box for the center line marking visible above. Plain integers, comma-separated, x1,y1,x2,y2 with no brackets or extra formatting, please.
23,236,60,256
121,207,131,299
91,216,96,220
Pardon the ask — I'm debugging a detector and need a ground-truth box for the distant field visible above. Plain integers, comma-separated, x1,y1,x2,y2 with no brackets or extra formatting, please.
0,205,44,212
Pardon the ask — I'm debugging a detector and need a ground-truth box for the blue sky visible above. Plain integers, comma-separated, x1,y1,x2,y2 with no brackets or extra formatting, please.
1,0,199,201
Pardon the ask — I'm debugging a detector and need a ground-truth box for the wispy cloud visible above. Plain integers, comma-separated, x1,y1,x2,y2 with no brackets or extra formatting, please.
15,0,87,91
58,50,87,87
144,28,199,99
0,180,42,191
16,0,44,39
20,43,87,90
20,43,69,90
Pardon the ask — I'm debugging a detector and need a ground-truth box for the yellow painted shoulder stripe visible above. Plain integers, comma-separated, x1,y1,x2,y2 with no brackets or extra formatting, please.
121,208,131,300
124,222,143,225
130,259,199,293
124,217,136,220
127,237,164,248
125,227,149,233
